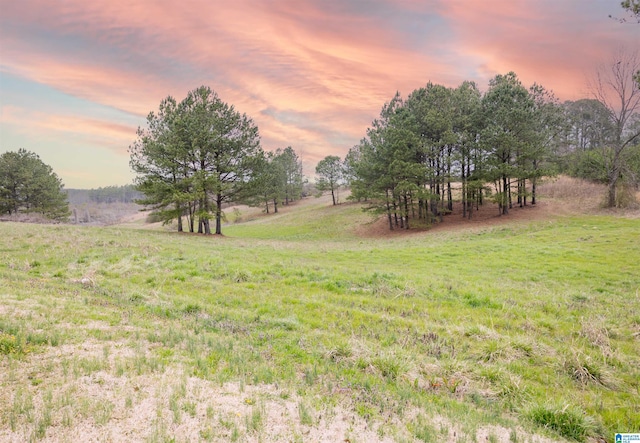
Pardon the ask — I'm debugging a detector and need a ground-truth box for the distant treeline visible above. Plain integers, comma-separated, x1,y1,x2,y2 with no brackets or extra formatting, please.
66,185,143,205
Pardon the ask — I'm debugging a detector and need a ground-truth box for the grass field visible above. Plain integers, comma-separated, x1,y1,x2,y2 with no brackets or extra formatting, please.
0,188,639,442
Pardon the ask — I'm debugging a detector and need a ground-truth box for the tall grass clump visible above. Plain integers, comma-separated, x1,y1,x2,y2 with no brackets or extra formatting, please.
527,403,596,441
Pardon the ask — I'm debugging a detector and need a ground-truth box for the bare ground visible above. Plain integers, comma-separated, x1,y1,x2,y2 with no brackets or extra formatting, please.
356,177,640,238
0,331,561,442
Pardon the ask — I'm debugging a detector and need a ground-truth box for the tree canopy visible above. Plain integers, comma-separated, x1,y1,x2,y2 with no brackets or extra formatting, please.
0,149,70,221
345,73,564,230
315,155,343,205
130,86,262,235
241,146,304,214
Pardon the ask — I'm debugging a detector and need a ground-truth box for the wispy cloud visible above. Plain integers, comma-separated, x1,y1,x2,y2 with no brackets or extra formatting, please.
2,105,136,154
1,0,638,187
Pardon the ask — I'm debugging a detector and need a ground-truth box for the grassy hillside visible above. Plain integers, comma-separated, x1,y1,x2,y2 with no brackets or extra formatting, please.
0,196,639,442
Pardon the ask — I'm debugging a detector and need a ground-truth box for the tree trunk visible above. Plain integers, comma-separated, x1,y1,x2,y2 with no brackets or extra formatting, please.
385,189,393,230
215,193,223,235
461,160,467,218
188,201,195,232
502,175,509,215
607,175,618,208
404,194,410,229
607,152,622,207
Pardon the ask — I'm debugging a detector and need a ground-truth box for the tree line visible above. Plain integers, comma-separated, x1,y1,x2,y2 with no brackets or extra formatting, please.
316,56,639,230
2,50,638,229
88,185,142,204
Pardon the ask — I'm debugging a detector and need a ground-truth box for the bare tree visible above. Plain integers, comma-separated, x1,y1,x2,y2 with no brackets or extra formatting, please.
590,48,640,207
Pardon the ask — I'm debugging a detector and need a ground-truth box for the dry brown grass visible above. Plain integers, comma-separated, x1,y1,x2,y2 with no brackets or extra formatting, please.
536,176,606,211
538,176,640,213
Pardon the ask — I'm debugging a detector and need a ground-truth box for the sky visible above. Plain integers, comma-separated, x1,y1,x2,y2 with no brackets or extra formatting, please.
1,0,639,189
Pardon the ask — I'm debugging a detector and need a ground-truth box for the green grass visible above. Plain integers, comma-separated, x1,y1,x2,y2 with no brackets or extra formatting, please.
0,199,639,441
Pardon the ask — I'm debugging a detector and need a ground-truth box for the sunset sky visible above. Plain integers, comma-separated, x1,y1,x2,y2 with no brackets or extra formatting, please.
1,0,639,188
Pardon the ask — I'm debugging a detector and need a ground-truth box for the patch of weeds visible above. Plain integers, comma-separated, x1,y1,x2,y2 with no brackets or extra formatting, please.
61,407,73,427
326,341,352,362
478,339,505,362
563,353,609,387
9,388,34,431
32,389,53,440
298,401,314,426
200,425,215,441
510,339,534,358
182,400,197,417
269,316,300,331
231,426,241,442
147,411,170,443
245,403,264,434
409,415,436,442
355,401,376,420
0,332,29,356
303,366,318,385
233,270,252,283
169,393,181,424
463,292,500,309
94,400,114,425
527,403,595,441
571,294,589,304
182,303,201,315
372,355,404,381
74,356,108,376
579,319,612,356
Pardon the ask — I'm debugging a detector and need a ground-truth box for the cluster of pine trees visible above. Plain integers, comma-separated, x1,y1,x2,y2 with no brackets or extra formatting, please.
129,86,304,235
341,73,563,230
241,147,304,214
0,149,70,221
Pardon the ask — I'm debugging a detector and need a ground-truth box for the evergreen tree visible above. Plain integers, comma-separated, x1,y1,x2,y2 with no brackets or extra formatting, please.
0,149,70,221
315,155,343,205
130,86,262,234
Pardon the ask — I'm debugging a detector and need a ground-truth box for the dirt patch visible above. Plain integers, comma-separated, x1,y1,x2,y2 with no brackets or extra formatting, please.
355,177,639,238
356,199,560,238
0,339,403,442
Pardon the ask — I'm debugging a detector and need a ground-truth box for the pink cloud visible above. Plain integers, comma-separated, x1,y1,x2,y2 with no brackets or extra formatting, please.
2,0,638,187
2,105,136,154
438,0,639,99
